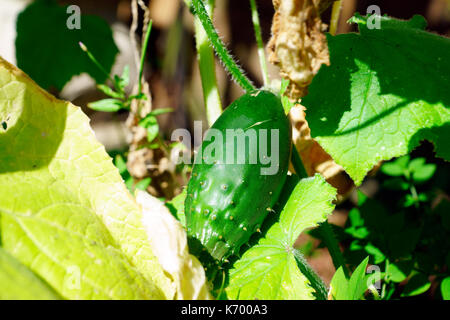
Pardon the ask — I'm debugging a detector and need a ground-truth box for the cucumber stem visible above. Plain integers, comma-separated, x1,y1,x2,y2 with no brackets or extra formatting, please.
293,249,328,300
319,220,350,278
191,0,256,93
249,0,269,87
138,20,153,96
193,0,223,125
329,1,342,36
79,42,115,84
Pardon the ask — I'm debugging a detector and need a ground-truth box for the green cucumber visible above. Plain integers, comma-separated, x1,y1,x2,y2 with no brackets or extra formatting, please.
185,90,291,262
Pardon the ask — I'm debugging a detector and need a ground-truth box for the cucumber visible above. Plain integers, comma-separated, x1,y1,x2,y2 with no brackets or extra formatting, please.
185,90,291,262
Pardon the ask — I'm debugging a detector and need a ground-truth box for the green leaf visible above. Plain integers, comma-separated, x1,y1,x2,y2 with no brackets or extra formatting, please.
387,260,413,283
16,0,118,90
129,93,148,101
0,57,174,299
408,157,425,171
345,208,370,239
441,277,450,300
139,115,159,142
402,194,416,207
149,143,160,149
330,257,371,300
0,248,61,300
381,156,409,177
113,154,134,192
96,84,124,99
348,208,364,227
114,154,128,175
149,108,174,116
348,13,428,30
347,257,370,300
280,79,295,114
330,266,348,300
88,98,123,112
364,243,385,264
166,189,187,227
401,273,431,297
135,177,152,191
346,226,369,239
409,158,436,182
303,15,450,185
226,174,336,300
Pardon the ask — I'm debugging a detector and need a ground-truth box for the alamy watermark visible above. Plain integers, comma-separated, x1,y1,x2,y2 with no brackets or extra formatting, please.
171,121,281,176
367,5,381,29
367,264,382,294
64,265,81,291
66,5,81,30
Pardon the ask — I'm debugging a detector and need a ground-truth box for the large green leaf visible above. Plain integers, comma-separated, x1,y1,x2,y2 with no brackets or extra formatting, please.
303,14,450,185
16,0,118,90
226,174,336,300
0,248,61,300
0,57,173,299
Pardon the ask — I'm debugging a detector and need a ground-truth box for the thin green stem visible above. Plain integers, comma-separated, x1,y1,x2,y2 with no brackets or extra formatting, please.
191,0,256,93
138,20,153,95
293,249,328,300
319,221,350,278
193,0,223,126
249,0,269,87
79,42,114,83
409,183,420,208
329,1,342,36
162,18,183,79
368,285,381,300
291,145,308,179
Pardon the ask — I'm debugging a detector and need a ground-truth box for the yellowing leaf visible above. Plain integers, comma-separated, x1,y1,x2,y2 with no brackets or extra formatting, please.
136,191,212,300
0,56,174,299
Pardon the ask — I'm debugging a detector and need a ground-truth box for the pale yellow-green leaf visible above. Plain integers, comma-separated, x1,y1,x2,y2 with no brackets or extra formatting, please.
0,248,61,300
136,190,212,300
0,56,173,299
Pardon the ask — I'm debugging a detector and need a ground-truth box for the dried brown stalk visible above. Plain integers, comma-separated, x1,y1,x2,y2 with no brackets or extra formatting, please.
125,0,180,199
269,0,354,196
268,0,330,99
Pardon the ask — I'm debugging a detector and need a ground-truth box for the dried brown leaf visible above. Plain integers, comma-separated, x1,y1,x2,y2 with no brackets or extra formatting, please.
269,0,353,195
268,0,330,99
290,106,354,196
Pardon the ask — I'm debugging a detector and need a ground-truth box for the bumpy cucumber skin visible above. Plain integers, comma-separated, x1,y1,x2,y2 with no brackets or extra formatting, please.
185,90,291,262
